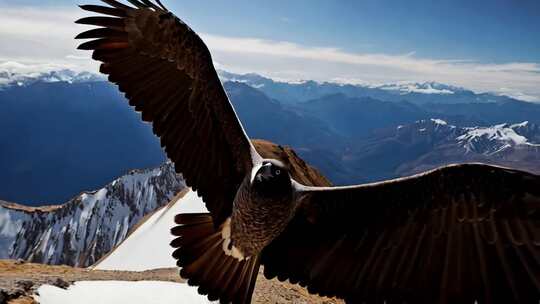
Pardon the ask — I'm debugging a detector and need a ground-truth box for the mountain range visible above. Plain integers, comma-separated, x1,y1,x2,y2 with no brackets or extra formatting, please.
339,119,540,183
218,70,531,105
1,68,540,205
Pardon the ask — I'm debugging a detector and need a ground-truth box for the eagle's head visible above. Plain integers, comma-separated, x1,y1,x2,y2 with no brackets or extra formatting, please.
251,160,292,198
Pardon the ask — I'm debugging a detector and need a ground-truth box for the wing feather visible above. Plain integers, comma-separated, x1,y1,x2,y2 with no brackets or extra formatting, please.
76,0,260,224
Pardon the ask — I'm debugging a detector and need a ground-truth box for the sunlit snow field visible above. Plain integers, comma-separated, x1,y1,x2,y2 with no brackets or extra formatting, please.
36,281,211,304
94,190,208,271
35,190,212,304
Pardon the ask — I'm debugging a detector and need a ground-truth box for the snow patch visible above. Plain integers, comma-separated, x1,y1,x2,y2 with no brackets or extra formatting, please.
36,281,213,304
94,190,208,271
377,82,462,95
510,121,529,128
457,122,540,155
430,118,448,125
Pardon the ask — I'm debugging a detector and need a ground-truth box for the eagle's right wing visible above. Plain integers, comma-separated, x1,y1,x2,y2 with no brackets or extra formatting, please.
76,2,264,302
76,0,261,226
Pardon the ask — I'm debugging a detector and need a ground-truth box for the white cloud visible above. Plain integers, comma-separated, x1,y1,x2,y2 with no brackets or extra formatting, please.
0,5,539,101
201,34,540,101
497,87,540,102
0,6,99,73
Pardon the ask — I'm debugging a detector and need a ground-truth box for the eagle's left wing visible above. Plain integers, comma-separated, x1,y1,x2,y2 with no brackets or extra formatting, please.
262,164,540,304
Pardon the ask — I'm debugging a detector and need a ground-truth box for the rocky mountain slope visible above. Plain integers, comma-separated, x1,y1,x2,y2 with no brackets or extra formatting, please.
0,163,184,267
396,120,540,175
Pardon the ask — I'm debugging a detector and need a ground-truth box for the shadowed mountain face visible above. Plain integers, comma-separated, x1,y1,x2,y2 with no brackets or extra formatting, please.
1,74,540,204
0,81,166,205
294,94,429,139
225,82,344,150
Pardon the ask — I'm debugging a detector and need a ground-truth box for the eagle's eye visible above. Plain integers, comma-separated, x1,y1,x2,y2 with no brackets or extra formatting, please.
275,169,281,175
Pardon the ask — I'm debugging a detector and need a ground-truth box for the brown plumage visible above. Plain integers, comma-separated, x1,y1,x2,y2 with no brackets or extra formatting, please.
75,1,540,303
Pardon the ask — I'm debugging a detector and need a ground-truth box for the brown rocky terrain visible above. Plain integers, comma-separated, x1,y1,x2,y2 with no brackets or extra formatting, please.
253,139,332,187
0,260,341,304
0,202,62,214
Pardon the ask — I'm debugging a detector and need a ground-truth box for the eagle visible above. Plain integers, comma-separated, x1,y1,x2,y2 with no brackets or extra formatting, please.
75,1,540,303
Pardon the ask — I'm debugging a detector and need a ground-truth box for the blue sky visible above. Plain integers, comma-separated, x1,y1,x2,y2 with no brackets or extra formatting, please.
5,0,540,63
0,0,539,100
172,0,540,63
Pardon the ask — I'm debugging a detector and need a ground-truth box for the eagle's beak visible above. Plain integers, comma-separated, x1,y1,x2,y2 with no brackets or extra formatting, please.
260,163,273,180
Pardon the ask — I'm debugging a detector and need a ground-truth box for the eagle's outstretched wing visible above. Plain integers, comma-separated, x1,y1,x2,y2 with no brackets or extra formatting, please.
263,164,540,304
76,0,260,226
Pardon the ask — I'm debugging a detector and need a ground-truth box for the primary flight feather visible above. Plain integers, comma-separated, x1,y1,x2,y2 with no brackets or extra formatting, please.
75,1,540,303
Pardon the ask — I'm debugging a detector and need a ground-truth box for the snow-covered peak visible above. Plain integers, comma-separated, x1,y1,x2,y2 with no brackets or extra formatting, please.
1,162,185,266
0,62,103,89
393,119,459,143
411,118,456,131
376,81,465,95
393,119,540,157
217,70,271,86
457,122,540,155
430,118,448,126
510,121,529,129
459,124,528,145
217,69,317,87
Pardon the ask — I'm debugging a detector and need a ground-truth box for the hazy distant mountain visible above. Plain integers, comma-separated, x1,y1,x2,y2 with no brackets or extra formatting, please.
218,70,530,105
0,67,104,89
347,119,540,181
424,100,540,126
225,82,344,150
0,81,167,205
293,93,429,138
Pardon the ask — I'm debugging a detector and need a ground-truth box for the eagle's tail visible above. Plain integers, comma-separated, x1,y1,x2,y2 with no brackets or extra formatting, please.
170,213,260,304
